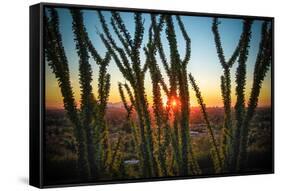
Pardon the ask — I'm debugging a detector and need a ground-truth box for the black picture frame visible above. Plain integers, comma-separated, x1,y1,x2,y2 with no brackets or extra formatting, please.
30,2,274,188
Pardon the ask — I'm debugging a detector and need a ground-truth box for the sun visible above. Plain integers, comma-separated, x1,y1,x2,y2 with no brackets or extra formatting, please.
171,99,177,107
162,96,179,109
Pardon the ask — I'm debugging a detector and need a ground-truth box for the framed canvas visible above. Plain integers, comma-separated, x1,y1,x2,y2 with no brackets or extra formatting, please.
30,2,274,188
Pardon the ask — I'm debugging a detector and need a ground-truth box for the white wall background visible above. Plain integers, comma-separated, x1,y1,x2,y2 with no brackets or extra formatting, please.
0,0,279,190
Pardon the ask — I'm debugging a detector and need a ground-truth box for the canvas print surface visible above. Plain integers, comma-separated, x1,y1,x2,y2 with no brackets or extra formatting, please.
44,6,273,185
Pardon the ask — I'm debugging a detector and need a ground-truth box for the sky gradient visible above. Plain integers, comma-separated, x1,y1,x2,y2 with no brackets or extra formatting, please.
45,8,272,109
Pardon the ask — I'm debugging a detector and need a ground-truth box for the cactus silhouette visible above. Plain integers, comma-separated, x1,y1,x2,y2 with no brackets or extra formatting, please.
45,8,111,179
97,11,157,177
97,11,204,177
238,21,272,170
188,18,271,173
188,18,272,172
189,73,223,172
44,8,90,179
212,18,253,171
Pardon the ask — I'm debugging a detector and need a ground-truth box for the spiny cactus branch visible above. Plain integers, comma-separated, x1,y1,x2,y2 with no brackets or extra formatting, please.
238,21,272,170
231,19,253,170
44,8,91,179
189,73,223,172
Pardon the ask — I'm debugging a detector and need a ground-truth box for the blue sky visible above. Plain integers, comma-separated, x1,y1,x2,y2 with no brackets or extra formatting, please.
45,8,271,108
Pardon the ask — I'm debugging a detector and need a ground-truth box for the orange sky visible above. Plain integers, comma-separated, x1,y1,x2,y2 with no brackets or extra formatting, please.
45,66,271,109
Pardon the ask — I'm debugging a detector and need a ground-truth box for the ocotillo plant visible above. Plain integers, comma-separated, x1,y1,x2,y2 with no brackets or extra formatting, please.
144,14,201,176
149,15,183,175
97,11,157,177
97,11,201,177
44,8,90,179
165,15,191,176
237,21,272,170
201,18,271,172
231,19,253,171
188,73,223,173
71,9,113,178
71,9,98,178
152,14,201,176
212,18,253,171
144,15,184,176
45,8,111,179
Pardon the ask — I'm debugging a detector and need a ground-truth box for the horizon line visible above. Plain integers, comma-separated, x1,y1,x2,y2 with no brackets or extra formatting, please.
45,104,272,110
